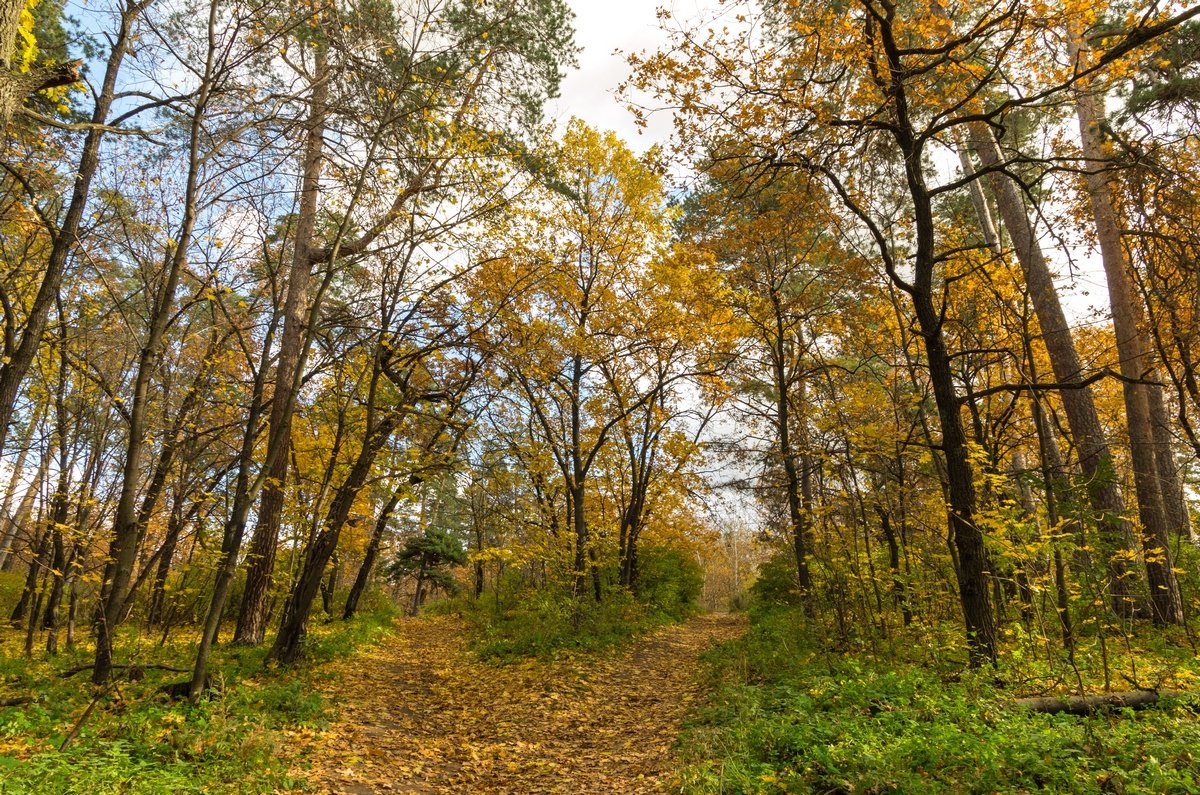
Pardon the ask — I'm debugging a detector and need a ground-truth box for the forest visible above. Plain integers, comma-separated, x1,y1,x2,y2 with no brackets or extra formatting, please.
1,0,1200,792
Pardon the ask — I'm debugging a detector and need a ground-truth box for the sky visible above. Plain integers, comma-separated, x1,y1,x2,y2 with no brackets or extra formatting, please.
548,0,713,151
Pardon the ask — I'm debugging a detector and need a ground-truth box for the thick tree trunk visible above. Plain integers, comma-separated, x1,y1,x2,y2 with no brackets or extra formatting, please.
1072,70,1184,625
969,129,1141,614
236,45,328,646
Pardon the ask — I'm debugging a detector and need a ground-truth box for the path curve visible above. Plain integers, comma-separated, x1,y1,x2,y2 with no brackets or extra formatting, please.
296,612,744,794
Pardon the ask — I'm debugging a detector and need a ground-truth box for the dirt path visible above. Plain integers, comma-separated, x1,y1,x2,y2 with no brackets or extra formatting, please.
296,613,745,794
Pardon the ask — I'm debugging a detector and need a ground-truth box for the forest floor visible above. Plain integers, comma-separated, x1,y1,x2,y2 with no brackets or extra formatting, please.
295,612,745,795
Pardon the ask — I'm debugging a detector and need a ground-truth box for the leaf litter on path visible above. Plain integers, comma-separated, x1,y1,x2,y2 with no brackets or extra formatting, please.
293,613,745,794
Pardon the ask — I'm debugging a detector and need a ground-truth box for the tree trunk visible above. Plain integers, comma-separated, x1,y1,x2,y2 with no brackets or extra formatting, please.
236,43,329,646
343,490,400,620
269,412,398,664
969,128,1141,614
1072,64,1184,625
0,4,133,457
0,447,48,572
1016,690,1184,715
1148,387,1192,542
147,498,188,629
93,16,216,683
10,527,47,625
0,404,43,568
773,297,812,597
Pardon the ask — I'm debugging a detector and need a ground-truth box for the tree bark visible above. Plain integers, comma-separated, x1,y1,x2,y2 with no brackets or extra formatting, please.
235,43,328,646
969,129,1141,614
1015,690,1185,715
1071,59,1184,625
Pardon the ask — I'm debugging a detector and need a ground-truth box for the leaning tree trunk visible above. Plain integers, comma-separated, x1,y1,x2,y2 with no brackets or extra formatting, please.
968,128,1142,615
1072,62,1184,626
0,445,48,572
270,410,399,664
93,19,215,682
0,404,43,568
0,3,130,457
343,490,401,620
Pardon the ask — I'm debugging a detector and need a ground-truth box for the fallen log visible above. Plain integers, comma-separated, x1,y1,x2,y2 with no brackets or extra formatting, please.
1015,689,1189,715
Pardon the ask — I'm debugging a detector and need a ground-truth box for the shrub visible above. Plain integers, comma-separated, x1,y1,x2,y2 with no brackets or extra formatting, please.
636,545,704,619
748,550,801,608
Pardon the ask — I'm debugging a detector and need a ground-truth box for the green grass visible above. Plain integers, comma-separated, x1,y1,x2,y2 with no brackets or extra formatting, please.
676,607,1200,794
442,547,705,662
0,586,398,794
439,587,684,661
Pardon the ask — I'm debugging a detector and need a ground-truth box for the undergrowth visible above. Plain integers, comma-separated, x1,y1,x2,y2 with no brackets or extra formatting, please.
0,588,397,794
440,588,679,661
676,607,1200,794
442,546,706,661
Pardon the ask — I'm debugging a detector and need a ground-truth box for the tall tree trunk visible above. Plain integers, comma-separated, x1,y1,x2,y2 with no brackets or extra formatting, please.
969,129,1141,615
189,353,273,699
878,59,997,661
1071,62,1184,626
236,44,328,646
93,15,216,682
772,293,812,597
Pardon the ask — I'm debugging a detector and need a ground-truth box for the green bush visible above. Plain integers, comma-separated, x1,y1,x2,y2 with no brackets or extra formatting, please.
0,602,398,794
748,550,802,608
636,545,704,619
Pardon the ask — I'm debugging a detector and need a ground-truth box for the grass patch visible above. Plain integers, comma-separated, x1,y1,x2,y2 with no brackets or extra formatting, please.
441,545,706,662
676,607,1200,794
0,591,397,794
441,588,685,661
